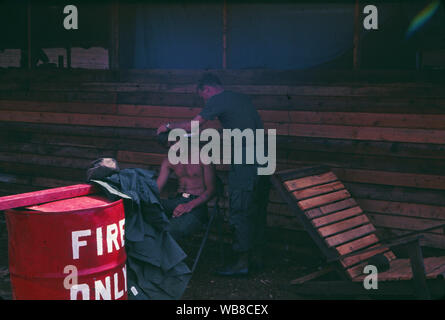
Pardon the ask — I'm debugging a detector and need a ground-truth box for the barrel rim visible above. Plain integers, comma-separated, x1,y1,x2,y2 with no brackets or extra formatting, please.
4,197,124,216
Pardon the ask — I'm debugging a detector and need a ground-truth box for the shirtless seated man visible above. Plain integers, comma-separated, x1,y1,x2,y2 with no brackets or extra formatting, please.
156,131,216,242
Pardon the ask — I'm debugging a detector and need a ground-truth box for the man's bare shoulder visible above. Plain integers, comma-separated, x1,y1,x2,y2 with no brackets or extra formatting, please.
161,157,172,169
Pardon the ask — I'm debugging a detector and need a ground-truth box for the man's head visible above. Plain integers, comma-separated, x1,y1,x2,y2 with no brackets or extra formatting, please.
157,130,172,148
196,73,223,102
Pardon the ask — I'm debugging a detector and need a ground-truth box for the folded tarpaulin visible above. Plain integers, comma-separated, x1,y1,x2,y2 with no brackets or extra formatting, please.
90,168,192,300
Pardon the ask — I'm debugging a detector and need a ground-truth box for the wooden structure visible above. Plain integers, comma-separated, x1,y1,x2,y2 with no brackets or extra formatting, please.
1,69,445,249
272,166,445,299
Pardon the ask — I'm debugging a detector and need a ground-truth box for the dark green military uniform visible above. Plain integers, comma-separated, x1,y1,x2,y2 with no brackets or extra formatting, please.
199,90,270,253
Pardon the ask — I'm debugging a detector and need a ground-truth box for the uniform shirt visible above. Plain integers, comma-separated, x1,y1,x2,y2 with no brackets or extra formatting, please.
199,90,263,131
199,90,264,190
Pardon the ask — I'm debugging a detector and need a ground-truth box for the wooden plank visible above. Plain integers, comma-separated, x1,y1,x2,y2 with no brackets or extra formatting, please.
292,181,345,200
318,215,370,238
0,184,97,211
311,206,363,227
357,198,445,221
288,124,445,145
325,224,376,247
340,245,389,268
425,257,445,279
0,161,85,181
298,190,351,211
2,68,445,85
286,149,445,176
335,234,380,256
118,104,201,118
388,229,445,250
334,168,445,191
117,150,165,166
0,110,287,135
305,198,358,219
283,172,338,191
0,100,117,114
289,111,445,130
344,182,445,207
349,258,410,280
352,256,445,281
367,213,445,235
0,110,165,129
282,136,445,160
0,152,92,169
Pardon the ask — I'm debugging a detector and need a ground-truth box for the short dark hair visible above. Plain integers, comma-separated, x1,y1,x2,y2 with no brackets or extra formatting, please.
157,130,171,148
197,73,222,91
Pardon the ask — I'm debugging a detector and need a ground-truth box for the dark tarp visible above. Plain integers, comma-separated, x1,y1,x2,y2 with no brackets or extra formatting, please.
90,168,192,300
119,1,445,70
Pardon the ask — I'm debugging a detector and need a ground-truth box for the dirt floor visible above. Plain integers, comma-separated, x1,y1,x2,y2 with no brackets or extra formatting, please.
0,211,327,300
180,238,323,300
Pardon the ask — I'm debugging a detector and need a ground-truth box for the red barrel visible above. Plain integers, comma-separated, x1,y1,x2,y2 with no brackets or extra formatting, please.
4,194,127,300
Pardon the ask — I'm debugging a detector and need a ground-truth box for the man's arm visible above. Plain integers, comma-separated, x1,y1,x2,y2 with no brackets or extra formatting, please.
157,114,207,135
156,158,171,194
172,164,216,217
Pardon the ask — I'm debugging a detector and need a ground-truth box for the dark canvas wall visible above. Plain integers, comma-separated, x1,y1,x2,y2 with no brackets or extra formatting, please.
0,1,444,69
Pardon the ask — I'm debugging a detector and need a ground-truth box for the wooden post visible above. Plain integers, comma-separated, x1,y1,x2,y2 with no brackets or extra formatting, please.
222,0,228,69
109,0,119,70
27,0,32,69
353,0,360,69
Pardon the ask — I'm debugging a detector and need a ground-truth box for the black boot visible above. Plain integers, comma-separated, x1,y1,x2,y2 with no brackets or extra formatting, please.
215,252,249,277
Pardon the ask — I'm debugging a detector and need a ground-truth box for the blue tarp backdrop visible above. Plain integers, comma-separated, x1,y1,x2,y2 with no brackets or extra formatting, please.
118,1,445,70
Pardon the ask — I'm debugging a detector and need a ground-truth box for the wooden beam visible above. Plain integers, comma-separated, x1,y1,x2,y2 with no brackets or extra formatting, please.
109,0,119,70
353,0,361,69
27,1,32,69
222,0,228,69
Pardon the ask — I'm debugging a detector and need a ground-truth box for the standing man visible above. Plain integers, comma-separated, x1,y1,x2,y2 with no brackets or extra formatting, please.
157,73,270,276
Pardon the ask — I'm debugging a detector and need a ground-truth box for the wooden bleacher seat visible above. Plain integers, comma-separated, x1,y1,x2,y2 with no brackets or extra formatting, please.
272,165,445,299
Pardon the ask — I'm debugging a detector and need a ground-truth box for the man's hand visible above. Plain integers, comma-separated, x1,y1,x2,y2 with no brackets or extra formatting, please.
157,124,169,135
173,202,194,218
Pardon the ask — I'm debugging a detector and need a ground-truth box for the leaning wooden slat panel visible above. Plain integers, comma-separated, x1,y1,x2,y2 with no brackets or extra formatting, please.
311,206,363,227
318,214,370,237
289,124,445,145
292,181,345,200
335,234,379,256
325,224,376,247
305,198,358,219
283,172,338,191
298,190,351,211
